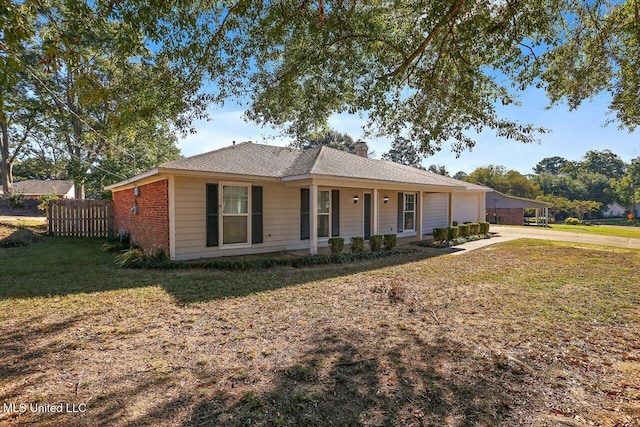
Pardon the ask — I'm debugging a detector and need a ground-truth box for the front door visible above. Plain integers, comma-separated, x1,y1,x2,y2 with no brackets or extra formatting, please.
364,193,372,240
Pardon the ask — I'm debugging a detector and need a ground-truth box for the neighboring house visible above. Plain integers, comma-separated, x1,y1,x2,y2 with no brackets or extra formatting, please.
106,141,488,260
603,202,626,218
12,180,75,199
485,187,551,226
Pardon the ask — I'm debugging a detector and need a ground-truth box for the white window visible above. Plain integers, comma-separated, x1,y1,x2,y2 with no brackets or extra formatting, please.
317,190,330,238
404,193,415,231
222,185,248,244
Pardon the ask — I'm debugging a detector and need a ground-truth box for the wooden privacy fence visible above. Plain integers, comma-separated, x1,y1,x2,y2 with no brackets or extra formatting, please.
48,199,114,238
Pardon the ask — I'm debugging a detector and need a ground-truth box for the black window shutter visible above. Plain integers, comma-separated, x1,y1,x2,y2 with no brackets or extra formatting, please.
206,184,219,247
251,186,263,244
300,188,310,240
331,189,340,237
397,192,404,232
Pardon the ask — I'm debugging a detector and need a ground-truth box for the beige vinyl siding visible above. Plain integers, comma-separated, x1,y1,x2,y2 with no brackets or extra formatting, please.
173,177,304,260
378,191,398,234
451,192,484,224
171,176,482,260
262,183,303,248
337,189,364,241
422,193,449,233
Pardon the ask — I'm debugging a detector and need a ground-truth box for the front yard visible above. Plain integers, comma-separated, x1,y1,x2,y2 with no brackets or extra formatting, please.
1,233,639,426
549,223,640,239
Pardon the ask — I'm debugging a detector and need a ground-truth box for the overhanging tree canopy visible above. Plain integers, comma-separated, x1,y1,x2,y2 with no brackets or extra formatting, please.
4,0,639,160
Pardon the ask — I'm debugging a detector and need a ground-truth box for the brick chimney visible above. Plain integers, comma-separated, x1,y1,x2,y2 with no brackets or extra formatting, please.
355,140,368,157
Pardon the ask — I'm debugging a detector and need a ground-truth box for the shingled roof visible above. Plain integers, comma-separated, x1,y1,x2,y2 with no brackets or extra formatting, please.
161,143,302,177
152,142,485,190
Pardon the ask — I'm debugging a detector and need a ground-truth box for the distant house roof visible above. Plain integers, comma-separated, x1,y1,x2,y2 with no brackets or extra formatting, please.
13,180,75,197
108,142,487,191
484,187,551,209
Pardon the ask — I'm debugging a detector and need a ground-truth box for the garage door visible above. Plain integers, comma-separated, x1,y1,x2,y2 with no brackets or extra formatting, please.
422,193,449,233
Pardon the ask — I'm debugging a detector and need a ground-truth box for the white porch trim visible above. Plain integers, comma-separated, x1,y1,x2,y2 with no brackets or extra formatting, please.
310,182,318,255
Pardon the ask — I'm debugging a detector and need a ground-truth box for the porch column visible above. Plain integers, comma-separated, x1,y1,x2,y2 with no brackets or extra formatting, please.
448,193,453,226
372,189,379,235
545,207,549,226
309,183,318,255
168,175,176,260
417,191,423,241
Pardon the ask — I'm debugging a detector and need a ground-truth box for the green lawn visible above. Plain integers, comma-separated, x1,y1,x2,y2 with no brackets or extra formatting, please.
549,223,640,239
1,227,639,426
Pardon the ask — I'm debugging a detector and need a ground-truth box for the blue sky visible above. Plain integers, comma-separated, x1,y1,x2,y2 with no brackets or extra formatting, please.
178,87,640,176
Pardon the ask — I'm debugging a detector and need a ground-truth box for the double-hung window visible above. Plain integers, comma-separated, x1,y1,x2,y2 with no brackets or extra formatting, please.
317,190,330,238
222,185,249,244
404,193,415,231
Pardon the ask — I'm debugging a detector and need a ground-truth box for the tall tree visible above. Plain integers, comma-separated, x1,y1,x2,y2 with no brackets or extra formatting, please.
533,156,570,175
580,149,627,180
612,158,640,210
0,62,41,194
453,171,468,181
533,173,584,200
428,164,450,176
289,129,357,153
86,123,180,196
382,137,424,169
464,165,539,198
7,0,205,198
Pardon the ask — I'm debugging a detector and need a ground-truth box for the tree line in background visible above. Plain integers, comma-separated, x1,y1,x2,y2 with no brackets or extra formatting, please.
429,149,640,220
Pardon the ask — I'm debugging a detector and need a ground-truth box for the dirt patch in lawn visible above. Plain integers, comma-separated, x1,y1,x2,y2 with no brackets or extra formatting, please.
1,239,639,426
0,221,45,247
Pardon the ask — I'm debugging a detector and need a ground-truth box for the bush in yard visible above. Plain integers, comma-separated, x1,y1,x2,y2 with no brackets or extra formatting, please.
433,228,448,241
350,237,364,252
115,248,146,268
565,217,581,225
447,226,459,240
37,193,58,211
458,224,470,238
468,222,480,235
479,221,490,235
6,193,25,209
369,235,383,251
452,221,458,226
328,237,344,253
383,234,397,250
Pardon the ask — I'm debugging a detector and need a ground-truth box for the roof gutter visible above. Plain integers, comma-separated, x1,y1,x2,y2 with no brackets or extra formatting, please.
104,168,159,190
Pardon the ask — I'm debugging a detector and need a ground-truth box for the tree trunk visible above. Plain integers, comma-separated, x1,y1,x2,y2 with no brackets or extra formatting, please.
74,182,85,199
0,120,13,195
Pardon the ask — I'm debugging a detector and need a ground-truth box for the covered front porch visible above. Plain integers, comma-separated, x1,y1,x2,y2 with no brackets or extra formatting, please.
288,177,467,255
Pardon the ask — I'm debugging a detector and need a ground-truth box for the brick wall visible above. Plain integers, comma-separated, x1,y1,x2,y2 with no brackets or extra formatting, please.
113,179,169,254
486,208,524,225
